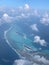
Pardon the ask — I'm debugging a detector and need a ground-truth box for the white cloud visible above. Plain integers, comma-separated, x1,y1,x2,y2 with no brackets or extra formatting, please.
18,4,30,12
13,55,49,65
34,36,46,46
40,12,49,25
13,59,25,65
34,55,49,64
40,17,49,25
3,13,9,19
30,24,39,31
2,13,13,23
0,13,15,26
13,59,32,65
24,4,30,10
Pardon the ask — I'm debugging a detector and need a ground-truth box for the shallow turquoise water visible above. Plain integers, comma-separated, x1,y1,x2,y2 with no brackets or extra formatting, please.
6,25,37,51
6,24,49,54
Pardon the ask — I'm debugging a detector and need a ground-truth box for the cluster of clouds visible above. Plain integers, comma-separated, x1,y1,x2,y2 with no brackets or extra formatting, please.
30,23,47,46
2,13,13,22
13,59,32,65
34,35,46,46
0,13,14,25
0,4,49,26
13,54,49,65
0,4,40,25
33,55,49,65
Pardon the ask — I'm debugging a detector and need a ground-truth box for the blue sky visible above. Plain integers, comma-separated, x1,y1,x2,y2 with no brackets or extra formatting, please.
0,0,49,10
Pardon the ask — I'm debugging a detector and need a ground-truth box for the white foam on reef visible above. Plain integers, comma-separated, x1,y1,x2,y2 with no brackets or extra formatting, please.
4,26,22,58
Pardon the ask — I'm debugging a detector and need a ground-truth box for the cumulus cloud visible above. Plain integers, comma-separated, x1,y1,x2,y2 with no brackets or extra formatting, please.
0,4,41,25
33,55,49,65
34,36,46,46
30,24,39,31
13,59,32,65
0,5,49,26
40,12,49,25
13,56,49,65
0,13,16,25
2,13,13,23
18,4,30,11
24,4,30,10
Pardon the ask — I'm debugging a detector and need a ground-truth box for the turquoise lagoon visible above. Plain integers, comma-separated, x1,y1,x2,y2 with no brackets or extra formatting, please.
6,24,49,55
